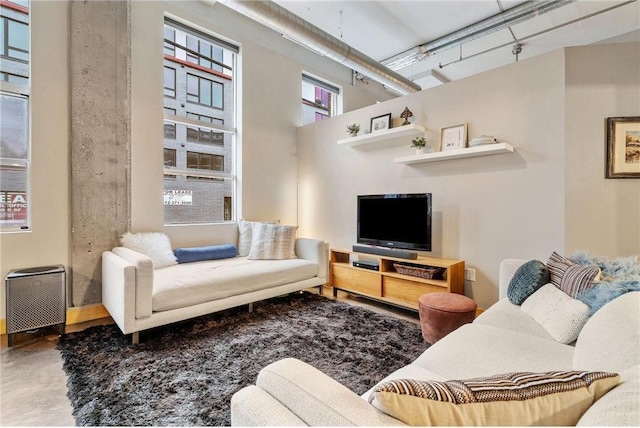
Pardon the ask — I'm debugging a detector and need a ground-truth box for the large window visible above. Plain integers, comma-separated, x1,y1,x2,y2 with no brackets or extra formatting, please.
162,18,238,224
301,73,341,125
0,0,29,231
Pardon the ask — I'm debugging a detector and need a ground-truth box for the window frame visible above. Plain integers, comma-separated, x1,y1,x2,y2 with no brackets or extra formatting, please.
162,17,239,226
0,0,30,233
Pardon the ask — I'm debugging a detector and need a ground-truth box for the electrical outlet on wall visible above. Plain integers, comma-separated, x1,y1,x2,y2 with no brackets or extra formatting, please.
465,268,476,281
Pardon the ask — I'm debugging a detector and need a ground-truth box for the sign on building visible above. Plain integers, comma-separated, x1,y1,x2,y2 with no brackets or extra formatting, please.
164,189,193,205
0,192,28,226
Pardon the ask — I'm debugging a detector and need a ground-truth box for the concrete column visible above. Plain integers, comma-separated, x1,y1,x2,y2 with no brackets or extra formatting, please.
70,0,131,306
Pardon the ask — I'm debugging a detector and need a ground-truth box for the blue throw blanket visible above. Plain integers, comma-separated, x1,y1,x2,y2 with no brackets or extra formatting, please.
569,252,640,315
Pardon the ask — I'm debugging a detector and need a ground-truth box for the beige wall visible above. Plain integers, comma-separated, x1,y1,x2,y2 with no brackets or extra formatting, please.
298,44,640,310
0,2,71,320
565,42,640,256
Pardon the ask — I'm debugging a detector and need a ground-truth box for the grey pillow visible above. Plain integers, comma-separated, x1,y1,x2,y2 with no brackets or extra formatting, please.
507,260,550,305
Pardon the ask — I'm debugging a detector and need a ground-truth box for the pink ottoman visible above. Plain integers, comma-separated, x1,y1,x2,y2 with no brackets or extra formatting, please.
418,292,477,344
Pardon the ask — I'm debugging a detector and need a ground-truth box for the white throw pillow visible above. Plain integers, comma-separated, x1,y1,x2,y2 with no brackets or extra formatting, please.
237,219,254,257
120,232,177,269
237,219,277,257
521,283,590,344
247,223,297,260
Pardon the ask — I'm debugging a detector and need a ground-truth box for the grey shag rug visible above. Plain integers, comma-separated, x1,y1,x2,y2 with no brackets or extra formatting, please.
57,292,427,426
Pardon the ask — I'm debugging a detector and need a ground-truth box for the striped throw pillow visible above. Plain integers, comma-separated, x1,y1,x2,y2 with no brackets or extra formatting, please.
547,251,600,297
369,371,619,426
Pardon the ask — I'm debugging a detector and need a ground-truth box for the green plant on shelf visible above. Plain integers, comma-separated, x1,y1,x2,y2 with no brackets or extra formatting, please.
410,136,427,148
346,123,360,137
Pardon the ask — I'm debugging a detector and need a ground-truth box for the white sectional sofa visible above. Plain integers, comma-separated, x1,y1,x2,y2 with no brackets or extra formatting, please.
102,233,328,344
231,259,640,426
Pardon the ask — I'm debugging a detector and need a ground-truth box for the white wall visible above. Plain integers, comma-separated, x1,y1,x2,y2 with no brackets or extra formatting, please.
297,50,568,310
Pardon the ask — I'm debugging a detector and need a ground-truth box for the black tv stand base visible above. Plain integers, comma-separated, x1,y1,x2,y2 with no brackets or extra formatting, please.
352,244,418,260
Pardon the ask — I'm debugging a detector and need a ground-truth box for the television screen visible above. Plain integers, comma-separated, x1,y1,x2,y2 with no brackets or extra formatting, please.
357,193,432,251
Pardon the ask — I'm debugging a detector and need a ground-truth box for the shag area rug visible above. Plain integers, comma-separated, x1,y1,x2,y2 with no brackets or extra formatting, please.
57,292,427,426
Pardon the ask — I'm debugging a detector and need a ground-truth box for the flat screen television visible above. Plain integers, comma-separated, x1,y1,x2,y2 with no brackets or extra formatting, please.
357,193,432,252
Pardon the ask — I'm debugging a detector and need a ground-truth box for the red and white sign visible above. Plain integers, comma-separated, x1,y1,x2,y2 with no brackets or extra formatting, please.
0,192,28,226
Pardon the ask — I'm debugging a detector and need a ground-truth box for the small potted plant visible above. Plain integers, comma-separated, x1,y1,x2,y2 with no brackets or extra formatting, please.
411,136,428,154
346,123,360,137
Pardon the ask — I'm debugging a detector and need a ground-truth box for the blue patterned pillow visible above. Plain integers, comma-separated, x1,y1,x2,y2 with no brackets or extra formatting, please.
508,260,550,305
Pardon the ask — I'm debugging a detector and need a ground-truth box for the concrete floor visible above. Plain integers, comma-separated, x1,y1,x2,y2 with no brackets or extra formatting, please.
0,290,420,426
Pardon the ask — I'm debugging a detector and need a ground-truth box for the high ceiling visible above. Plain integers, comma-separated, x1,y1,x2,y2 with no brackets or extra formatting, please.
274,0,640,91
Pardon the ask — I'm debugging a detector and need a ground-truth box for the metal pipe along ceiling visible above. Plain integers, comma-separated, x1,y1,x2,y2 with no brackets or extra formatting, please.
383,0,577,70
218,0,422,95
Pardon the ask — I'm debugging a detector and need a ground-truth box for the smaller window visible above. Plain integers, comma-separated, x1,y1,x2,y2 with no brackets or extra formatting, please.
163,122,176,139
163,148,176,167
163,67,176,98
301,73,341,125
186,73,223,108
187,151,223,171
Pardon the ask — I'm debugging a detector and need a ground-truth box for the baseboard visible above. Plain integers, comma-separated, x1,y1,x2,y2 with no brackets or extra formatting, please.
66,304,110,325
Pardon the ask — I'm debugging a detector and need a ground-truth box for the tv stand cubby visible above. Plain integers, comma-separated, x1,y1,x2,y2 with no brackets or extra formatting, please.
330,248,465,311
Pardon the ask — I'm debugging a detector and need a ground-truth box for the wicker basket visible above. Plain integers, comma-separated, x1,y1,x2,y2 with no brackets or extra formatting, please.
393,263,444,279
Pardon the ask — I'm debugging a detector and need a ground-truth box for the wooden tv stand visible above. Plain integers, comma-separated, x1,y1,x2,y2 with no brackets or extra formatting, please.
330,248,465,311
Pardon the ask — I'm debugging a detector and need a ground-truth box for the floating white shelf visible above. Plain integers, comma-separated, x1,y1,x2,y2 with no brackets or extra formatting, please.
337,123,426,147
394,142,515,165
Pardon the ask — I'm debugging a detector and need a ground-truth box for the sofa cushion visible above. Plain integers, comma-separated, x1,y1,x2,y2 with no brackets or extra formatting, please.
473,298,555,340
573,291,640,373
577,364,640,426
174,244,237,264
152,257,318,312
507,259,549,305
413,323,575,380
121,231,178,269
521,283,591,344
248,223,298,260
237,219,277,257
368,371,619,426
548,251,599,297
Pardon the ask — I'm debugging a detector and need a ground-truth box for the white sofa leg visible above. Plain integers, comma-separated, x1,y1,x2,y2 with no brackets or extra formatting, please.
132,331,139,345
248,302,254,313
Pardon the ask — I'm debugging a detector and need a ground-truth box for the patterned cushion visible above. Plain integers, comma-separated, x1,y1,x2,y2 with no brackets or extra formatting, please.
507,260,550,305
120,232,177,269
248,223,298,260
548,251,600,297
369,371,619,426
521,283,591,343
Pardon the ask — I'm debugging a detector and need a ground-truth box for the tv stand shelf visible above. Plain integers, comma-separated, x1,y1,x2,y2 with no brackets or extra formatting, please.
330,248,465,311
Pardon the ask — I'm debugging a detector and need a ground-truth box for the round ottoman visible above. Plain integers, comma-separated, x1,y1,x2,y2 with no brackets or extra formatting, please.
418,292,477,344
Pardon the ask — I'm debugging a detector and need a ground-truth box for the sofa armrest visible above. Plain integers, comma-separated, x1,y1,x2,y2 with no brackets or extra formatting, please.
231,385,308,426
255,358,404,426
295,238,328,282
499,259,528,299
102,251,137,334
111,246,153,319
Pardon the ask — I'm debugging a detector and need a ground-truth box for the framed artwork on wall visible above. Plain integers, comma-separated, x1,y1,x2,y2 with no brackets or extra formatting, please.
606,116,640,178
370,113,392,133
440,123,467,151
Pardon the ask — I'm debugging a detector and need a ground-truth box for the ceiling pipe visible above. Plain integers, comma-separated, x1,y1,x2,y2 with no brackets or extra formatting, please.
217,0,422,95
383,0,577,71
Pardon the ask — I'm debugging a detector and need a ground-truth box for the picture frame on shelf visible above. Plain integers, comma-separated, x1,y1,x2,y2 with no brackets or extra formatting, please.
606,116,640,178
440,123,467,151
370,113,392,133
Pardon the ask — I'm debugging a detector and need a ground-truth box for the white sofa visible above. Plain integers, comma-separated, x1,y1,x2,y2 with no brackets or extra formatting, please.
102,236,328,344
231,259,640,426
